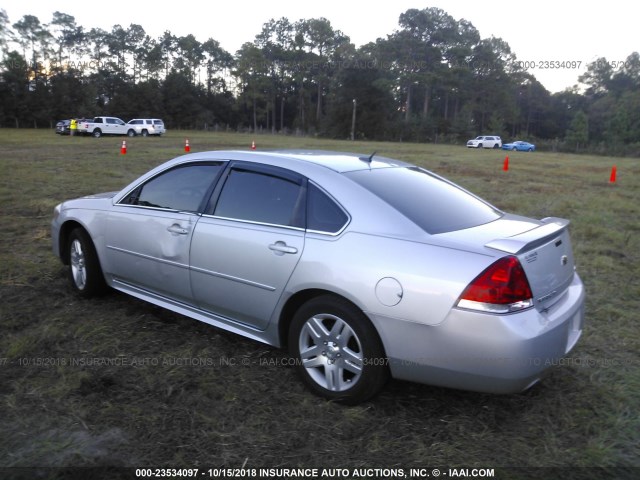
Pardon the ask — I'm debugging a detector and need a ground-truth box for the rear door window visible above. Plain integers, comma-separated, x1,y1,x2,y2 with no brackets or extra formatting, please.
213,168,305,228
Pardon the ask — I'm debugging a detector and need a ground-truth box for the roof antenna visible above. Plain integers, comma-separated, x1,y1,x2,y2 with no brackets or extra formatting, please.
361,151,376,163
358,151,376,168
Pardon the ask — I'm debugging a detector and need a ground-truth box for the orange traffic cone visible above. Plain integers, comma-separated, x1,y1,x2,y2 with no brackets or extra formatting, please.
185,139,190,152
609,165,617,183
251,140,256,150
503,155,509,171
121,140,127,155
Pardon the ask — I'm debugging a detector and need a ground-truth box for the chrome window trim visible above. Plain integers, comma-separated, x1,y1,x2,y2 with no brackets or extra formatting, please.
305,227,347,237
112,204,201,214
200,214,306,232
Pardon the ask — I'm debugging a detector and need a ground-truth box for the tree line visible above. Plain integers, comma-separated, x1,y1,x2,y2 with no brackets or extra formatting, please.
1,7,639,155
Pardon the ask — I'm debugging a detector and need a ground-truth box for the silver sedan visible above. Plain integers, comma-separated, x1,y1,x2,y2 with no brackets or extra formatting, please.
52,150,585,404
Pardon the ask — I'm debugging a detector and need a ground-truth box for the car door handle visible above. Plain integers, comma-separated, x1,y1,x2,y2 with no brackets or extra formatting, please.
167,224,189,235
269,242,298,255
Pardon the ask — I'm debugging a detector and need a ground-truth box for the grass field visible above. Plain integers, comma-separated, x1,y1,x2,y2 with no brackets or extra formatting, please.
0,130,638,477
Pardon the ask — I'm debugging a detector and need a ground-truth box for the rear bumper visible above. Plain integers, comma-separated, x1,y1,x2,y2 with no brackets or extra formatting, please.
369,273,585,394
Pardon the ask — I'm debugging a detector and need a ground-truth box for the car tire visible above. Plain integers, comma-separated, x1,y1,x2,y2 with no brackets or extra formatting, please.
289,295,389,404
512,147,518,151
141,130,149,137
127,129,136,137
528,148,533,152
92,129,102,138
493,144,500,149
68,228,107,297
477,143,483,148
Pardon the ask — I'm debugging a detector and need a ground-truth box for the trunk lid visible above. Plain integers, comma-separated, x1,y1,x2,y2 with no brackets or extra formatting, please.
485,217,576,311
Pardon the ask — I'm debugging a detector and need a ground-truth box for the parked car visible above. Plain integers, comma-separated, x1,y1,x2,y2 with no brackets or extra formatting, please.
126,118,166,137
51,150,584,404
77,116,128,137
55,120,70,135
467,136,502,149
502,141,536,152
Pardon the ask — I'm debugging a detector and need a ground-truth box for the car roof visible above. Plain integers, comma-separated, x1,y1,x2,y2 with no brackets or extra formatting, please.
122,150,415,197
233,149,412,173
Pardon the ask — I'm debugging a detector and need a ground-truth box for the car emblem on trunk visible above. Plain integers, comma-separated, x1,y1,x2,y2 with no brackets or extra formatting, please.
561,255,568,266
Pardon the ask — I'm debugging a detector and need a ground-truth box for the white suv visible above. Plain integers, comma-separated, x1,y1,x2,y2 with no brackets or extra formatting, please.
467,135,502,149
126,119,166,137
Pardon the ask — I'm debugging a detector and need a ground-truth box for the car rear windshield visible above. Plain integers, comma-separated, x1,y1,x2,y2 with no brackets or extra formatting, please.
346,167,502,234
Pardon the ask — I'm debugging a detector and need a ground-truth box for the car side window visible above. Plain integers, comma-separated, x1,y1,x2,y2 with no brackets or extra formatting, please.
214,169,304,227
120,163,224,212
306,183,348,234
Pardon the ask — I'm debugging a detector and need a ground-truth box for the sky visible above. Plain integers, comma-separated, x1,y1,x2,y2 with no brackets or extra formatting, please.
3,0,638,93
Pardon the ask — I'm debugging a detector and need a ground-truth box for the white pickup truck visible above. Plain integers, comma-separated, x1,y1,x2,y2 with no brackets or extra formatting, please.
78,116,130,137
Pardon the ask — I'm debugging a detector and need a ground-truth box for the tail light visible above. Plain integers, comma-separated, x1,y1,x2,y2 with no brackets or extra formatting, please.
456,256,533,314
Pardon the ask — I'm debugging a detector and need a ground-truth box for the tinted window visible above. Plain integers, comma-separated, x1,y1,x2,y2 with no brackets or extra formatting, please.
121,163,223,212
346,167,502,234
307,183,348,233
214,169,304,227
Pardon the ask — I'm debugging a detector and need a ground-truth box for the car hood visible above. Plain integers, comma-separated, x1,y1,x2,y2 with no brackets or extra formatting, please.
82,191,118,200
60,191,118,210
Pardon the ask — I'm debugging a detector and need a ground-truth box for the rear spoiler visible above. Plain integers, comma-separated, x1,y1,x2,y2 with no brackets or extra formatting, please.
485,217,570,254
